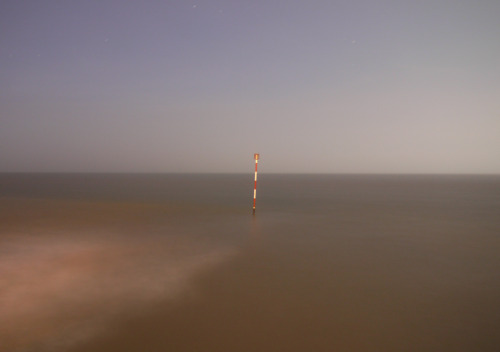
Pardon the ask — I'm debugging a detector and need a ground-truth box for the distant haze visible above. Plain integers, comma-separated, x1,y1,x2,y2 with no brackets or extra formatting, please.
1,0,499,173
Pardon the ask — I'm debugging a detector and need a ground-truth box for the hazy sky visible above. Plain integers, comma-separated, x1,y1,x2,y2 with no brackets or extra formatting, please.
1,0,499,173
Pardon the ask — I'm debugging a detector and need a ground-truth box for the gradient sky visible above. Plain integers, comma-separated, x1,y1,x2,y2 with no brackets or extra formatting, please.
1,0,499,173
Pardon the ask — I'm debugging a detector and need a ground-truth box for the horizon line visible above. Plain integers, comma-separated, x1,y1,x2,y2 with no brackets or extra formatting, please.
1,171,499,176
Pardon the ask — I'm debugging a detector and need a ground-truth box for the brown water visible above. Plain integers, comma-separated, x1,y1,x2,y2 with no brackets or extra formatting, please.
1,174,499,351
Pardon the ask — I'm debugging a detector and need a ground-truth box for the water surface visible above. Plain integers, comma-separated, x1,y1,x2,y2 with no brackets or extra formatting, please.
1,174,499,351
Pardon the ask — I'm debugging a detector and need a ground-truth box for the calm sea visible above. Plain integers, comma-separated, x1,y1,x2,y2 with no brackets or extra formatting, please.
1,173,499,351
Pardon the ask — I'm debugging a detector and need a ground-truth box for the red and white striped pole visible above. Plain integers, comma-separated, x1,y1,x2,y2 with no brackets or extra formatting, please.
253,153,260,214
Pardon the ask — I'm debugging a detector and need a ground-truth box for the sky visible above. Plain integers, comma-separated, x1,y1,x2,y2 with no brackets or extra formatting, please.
1,0,499,173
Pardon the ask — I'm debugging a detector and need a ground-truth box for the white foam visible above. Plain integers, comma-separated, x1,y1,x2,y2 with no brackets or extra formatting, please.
0,233,236,352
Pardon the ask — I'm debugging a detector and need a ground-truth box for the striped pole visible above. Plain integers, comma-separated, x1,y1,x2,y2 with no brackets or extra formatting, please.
253,153,260,214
